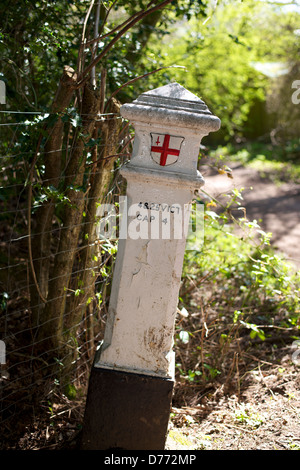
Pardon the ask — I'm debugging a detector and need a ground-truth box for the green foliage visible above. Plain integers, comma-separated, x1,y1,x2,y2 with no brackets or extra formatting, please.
176,144,300,385
0,0,86,110
1,0,299,410
64,383,77,400
234,403,264,428
146,0,300,140
185,204,300,320
211,140,300,182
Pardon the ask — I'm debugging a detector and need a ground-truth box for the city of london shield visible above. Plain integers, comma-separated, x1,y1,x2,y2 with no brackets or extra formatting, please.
150,133,184,166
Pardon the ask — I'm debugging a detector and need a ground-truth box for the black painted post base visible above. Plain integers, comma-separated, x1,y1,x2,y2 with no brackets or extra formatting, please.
80,366,174,450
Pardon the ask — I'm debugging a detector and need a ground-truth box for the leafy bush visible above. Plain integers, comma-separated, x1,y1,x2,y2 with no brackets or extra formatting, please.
175,173,300,390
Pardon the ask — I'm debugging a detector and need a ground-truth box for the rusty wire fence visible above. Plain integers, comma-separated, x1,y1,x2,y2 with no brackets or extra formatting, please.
0,110,132,447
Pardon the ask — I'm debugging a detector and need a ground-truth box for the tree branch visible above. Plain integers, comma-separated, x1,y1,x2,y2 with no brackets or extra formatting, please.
91,0,101,87
77,0,96,76
84,9,143,45
78,0,174,83
104,65,186,111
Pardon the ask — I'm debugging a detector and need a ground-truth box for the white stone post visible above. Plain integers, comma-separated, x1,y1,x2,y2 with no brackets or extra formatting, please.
81,83,220,450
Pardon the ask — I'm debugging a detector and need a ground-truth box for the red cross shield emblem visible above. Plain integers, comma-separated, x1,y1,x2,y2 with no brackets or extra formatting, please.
150,133,184,166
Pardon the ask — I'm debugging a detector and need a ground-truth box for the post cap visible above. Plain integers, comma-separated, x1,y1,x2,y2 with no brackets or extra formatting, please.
121,82,221,133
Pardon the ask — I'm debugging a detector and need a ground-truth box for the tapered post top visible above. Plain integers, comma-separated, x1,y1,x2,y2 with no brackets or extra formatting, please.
120,82,221,133
119,82,220,189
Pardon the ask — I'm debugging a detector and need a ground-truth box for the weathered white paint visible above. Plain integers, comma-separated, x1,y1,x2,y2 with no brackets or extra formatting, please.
95,83,220,378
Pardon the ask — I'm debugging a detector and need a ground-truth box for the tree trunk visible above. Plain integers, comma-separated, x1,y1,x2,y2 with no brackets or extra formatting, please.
35,82,101,357
63,97,123,376
30,66,77,328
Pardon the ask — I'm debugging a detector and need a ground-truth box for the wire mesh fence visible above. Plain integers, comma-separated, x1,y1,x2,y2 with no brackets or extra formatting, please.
0,109,132,448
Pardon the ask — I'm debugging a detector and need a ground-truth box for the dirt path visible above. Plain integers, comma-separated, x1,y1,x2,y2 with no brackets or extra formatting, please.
166,355,300,450
202,163,300,269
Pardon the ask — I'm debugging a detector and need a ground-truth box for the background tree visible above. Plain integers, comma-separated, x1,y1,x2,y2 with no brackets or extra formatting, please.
144,0,300,144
